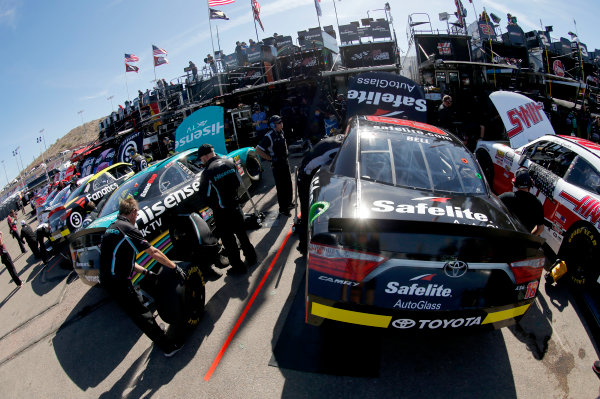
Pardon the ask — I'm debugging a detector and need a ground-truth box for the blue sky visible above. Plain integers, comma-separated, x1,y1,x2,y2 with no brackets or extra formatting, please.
0,0,598,187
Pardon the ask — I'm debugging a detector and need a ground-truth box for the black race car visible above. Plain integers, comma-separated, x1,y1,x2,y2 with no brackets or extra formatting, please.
305,116,545,331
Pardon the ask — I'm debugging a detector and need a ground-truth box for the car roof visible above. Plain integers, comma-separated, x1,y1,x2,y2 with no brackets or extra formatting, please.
356,115,463,145
556,135,600,161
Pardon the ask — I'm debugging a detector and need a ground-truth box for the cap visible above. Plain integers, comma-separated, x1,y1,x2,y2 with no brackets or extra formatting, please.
513,168,533,189
269,115,282,124
20,220,25,226
197,143,214,157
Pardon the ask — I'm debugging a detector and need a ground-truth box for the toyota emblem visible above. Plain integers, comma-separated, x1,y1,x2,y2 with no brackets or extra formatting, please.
391,319,416,329
443,260,468,278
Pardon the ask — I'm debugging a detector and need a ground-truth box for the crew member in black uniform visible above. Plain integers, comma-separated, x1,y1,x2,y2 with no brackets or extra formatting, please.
0,232,22,287
255,115,295,216
197,144,257,274
36,223,51,264
499,168,544,236
128,148,148,173
296,133,345,254
20,220,41,259
99,197,187,357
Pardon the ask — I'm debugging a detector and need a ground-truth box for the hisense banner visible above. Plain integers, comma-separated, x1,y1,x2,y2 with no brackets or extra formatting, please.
346,72,427,122
174,106,226,154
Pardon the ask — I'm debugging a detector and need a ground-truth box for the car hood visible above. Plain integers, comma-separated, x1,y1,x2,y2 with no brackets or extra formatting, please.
318,175,518,231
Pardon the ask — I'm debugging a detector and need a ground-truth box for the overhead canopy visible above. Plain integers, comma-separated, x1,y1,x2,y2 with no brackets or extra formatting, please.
70,144,101,163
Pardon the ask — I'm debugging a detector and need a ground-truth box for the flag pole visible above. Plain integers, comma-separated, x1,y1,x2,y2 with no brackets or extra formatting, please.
251,0,259,42
331,0,340,37
206,3,222,96
125,66,130,102
153,50,161,113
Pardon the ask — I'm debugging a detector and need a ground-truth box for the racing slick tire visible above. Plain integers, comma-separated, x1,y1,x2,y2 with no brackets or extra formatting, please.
153,263,206,328
244,152,262,182
558,223,599,286
475,149,494,189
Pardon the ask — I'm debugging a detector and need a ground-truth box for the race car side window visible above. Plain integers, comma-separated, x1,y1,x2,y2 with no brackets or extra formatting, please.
564,156,600,194
112,164,134,179
92,174,112,191
332,124,357,178
524,141,575,178
158,163,188,192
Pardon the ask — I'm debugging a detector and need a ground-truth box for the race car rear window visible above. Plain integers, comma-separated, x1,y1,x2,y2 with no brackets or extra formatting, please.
359,131,486,194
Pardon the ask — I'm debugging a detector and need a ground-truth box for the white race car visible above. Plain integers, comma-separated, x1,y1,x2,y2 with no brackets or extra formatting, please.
475,91,600,285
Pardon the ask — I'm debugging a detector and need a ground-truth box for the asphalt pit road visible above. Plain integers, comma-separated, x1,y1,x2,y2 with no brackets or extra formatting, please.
269,276,381,377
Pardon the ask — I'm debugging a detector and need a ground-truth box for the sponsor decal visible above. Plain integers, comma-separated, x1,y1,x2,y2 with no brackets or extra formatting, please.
391,317,482,329
70,211,83,229
553,60,565,77
137,180,201,225
437,42,452,55
524,281,538,299
367,116,446,135
505,102,545,139
139,218,163,237
385,281,452,297
559,191,600,230
319,275,360,287
140,174,158,198
200,207,213,222
347,90,426,111
371,200,489,222
86,183,118,202
85,275,100,283
393,299,442,310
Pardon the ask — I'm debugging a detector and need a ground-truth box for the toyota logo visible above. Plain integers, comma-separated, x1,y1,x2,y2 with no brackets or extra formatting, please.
443,260,468,278
392,319,416,329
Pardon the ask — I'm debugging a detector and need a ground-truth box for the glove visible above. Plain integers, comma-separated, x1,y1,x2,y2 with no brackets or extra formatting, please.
143,269,159,283
175,266,188,282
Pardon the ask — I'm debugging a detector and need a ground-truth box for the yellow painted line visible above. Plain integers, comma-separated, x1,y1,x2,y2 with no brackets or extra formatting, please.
482,304,530,324
311,302,392,328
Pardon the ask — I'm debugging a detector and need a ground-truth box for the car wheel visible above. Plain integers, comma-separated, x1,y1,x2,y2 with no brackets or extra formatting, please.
244,153,262,182
154,264,206,328
475,149,494,188
558,224,599,286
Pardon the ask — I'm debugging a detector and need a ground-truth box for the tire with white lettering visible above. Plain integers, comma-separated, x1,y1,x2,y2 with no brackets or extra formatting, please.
244,153,261,182
558,223,599,286
154,264,205,328
475,149,494,189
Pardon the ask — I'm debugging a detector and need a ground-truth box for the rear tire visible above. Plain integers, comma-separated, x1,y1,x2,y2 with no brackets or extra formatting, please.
154,264,205,328
244,153,262,182
558,224,599,286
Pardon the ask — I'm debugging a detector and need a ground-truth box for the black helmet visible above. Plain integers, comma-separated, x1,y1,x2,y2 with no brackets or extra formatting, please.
252,103,260,111
269,115,282,124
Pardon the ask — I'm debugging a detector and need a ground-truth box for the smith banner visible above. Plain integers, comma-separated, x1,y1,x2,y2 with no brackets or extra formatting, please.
117,131,144,163
346,72,427,122
175,106,226,154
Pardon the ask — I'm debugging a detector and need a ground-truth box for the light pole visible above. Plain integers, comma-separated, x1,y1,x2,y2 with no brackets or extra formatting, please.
37,129,49,180
107,95,115,112
1,160,8,186
12,147,23,189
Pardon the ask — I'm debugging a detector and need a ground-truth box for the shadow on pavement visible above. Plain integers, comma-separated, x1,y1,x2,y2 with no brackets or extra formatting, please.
0,286,21,310
29,257,71,297
52,286,140,391
99,275,250,398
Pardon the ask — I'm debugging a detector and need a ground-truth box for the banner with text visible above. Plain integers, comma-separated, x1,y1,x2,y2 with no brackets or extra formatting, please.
174,106,226,154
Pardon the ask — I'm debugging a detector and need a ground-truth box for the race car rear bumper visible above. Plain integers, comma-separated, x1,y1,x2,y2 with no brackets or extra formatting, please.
306,294,532,330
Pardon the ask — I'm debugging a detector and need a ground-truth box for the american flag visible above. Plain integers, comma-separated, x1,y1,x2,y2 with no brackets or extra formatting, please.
154,56,168,67
125,63,139,73
152,45,168,56
252,0,264,31
208,0,235,6
124,53,139,62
